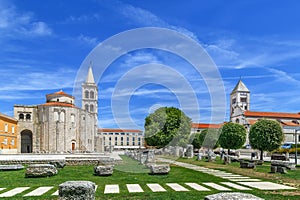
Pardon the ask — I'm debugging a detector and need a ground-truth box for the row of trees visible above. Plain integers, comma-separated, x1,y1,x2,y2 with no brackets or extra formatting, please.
145,107,284,160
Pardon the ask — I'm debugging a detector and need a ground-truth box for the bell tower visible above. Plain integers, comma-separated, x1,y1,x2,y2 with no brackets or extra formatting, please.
230,79,250,122
82,63,98,116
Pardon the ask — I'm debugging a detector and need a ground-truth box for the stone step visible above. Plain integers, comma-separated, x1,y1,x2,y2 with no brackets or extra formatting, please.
146,183,167,192
126,184,144,193
24,186,53,196
166,183,189,191
0,187,30,197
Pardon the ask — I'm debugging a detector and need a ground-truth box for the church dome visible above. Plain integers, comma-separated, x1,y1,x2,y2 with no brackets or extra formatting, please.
46,90,75,105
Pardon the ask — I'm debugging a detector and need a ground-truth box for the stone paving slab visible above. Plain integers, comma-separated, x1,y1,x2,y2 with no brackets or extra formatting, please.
0,187,30,197
147,184,166,192
104,184,120,194
126,184,144,193
24,186,53,196
220,182,251,190
166,183,189,191
229,178,261,182
52,190,58,196
203,183,231,191
0,188,5,192
221,176,250,179
185,183,210,191
238,181,297,190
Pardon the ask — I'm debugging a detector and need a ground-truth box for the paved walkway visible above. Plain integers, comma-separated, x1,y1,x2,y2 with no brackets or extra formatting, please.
157,158,297,190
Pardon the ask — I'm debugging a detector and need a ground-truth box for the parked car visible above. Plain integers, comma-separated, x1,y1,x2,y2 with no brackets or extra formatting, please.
281,142,295,149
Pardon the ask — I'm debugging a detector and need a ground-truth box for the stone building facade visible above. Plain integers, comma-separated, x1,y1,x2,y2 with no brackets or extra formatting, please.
14,67,101,153
230,79,300,144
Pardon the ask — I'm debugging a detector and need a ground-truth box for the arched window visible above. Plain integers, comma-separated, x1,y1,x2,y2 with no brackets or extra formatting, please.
90,104,94,112
85,104,89,111
90,91,94,99
85,90,89,98
26,114,31,121
19,113,24,120
236,118,240,123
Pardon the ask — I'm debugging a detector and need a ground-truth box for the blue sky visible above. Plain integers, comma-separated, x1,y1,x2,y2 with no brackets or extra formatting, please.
1,0,300,130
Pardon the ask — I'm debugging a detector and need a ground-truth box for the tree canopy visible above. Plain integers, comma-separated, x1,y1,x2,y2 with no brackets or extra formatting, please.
249,119,284,160
144,107,192,148
192,129,219,149
219,122,246,153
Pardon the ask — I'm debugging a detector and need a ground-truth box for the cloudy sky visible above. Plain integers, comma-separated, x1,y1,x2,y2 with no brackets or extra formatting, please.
1,0,300,130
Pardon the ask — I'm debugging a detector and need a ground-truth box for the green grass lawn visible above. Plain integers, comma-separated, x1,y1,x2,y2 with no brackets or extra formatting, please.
0,155,299,199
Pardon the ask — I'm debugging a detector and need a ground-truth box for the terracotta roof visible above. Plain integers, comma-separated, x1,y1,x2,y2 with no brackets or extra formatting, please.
0,112,17,122
191,123,223,129
247,119,258,125
46,90,74,99
244,111,300,119
280,121,300,127
98,128,142,133
40,102,76,108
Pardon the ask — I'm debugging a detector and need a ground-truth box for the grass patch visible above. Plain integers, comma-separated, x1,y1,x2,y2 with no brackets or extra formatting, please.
0,155,299,199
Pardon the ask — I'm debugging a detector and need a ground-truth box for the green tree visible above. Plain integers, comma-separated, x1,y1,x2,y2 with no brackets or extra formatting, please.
144,107,191,148
192,129,219,149
249,119,284,160
219,122,246,155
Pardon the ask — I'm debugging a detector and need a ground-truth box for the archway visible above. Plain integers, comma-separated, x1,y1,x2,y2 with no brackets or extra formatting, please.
21,130,32,153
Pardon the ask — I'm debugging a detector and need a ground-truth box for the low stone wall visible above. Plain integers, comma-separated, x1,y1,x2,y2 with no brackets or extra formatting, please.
0,157,118,166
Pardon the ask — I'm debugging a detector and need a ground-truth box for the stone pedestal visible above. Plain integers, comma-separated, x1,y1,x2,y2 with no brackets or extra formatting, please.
25,164,57,178
49,160,66,169
270,166,277,173
149,164,170,175
223,155,231,165
94,165,114,176
205,192,263,200
186,144,194,158
59,181,95,200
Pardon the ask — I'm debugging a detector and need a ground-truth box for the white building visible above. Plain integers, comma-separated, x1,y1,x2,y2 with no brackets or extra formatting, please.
97,128,144,151
14,66,102,153
230,79,300,144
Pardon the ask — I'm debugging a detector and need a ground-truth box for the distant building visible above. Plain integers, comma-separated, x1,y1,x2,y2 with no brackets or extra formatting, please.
0,112,18,154
97,128,144,151
14,66,102,153
230,79,300,144
191,123,223,134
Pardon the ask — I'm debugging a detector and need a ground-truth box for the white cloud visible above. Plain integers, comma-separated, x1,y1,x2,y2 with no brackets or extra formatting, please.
77,34,99,46
0,2,52,37
119,4,199,41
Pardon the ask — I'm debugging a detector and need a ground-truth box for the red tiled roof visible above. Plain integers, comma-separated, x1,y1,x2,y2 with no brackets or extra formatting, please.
98,128,142,133
280,121,300,127
191,123,223,129
40,102,76,108
244,111,300,119
46,90,74,99
247,119,258,125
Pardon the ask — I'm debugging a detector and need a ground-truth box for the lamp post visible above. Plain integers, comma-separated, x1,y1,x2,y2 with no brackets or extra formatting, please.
295,129,298,165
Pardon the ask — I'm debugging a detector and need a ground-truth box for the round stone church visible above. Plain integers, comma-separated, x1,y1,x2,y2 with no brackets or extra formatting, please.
14,67,103,153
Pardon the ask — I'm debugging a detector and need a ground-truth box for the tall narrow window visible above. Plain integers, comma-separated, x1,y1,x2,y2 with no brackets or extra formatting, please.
12,126,15,134
90,91,94,99
90,105,94,112
54,111,59,121
4,124,8,132
85,104,89,111
85,90,89,98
